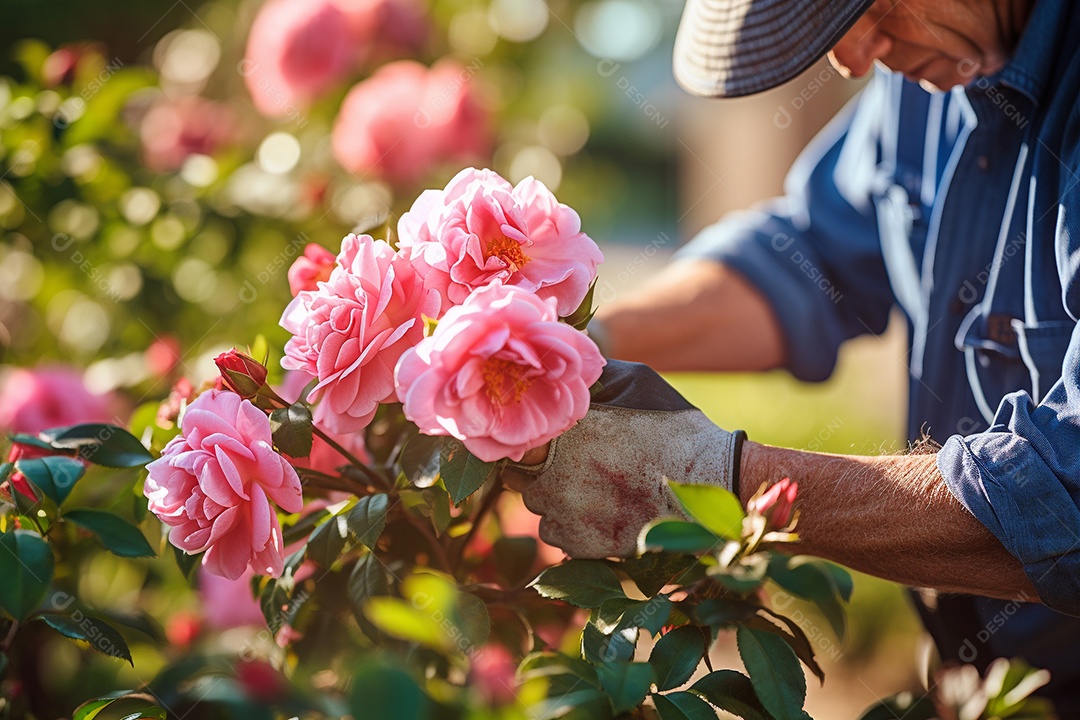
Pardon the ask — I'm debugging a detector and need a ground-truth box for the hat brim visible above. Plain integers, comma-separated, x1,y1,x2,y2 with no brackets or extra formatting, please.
673,0,876,98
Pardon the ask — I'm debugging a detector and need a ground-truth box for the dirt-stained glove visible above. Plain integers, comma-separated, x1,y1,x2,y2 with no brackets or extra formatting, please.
506,360,746,559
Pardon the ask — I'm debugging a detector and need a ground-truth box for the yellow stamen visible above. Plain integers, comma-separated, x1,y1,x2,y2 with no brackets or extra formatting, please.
485,235,530,272
482,357,533,406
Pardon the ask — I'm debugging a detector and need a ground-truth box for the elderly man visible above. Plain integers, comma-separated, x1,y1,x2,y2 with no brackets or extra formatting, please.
508,0,1080,712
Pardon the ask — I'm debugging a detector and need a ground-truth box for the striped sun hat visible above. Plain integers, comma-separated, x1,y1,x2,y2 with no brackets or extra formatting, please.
673,0,876,98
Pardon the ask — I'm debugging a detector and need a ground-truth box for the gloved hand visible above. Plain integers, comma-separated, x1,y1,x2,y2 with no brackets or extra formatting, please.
504,360,746,559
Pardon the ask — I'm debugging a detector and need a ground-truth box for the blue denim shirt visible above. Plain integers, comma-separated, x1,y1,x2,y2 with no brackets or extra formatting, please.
678,0,1080,697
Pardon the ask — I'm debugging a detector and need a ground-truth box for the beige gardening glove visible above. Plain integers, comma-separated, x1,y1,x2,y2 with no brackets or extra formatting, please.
504,360,746,559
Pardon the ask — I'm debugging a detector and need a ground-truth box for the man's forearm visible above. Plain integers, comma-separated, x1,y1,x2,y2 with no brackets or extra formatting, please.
595,259,786,372
740,441,1037,601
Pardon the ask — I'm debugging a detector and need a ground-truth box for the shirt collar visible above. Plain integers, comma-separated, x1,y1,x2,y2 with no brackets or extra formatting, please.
985,0,1069,106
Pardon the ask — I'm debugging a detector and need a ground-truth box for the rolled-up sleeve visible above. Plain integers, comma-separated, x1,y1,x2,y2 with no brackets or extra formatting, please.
938,319,1080,616
677,74,895,382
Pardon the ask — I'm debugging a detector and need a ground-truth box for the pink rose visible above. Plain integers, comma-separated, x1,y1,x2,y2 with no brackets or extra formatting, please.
144,390,304,580
330,60,490,187
330,0,427,65
243,0,354,117
140,96,235,172
287,243,337,296
396,282,605,462
280,234,440,434
0,365,112,435
278,370,372,474
749,477,798,529
398,167,603,318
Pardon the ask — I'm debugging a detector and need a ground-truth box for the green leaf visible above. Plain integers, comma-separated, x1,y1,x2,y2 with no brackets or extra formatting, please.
669,482,745,540
750,612,825,685
563,280,597,330
615,595,673,636
618,553,699,596
641,521,721,554
348,553,389,610
597,662,654,714
767,556,847,640
0,530,54,620
64,509,155,558
582,622,636,664
650,625,708,691
440,440,496,505
398,433,442,487
172,545,201,580
691,670,768,720
307,512,351,567
530,688,611,720
364,597,447,650
531,560,627,608
74,698,117,720
15,456,85,506
455,592,491,649
519,652,599,685
348,493,388,549
39,612,133,665
736,625,807,720
654,691,720,720
693,598,758,628
40,424,153,468
348,659,428,720
269,403,313,458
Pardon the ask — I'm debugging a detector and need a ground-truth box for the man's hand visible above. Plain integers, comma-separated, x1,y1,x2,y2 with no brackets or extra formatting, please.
502,360,746,558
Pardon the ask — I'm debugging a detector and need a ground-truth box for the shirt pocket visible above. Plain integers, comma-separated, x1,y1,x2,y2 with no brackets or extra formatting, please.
1013,320,1076,403
956,309,1030,422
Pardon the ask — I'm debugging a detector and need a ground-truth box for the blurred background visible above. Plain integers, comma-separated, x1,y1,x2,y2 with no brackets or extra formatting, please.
0,0,917,715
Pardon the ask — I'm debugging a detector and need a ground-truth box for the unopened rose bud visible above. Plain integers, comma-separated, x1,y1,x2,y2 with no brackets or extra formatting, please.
749,477,798,529
214,350,269,399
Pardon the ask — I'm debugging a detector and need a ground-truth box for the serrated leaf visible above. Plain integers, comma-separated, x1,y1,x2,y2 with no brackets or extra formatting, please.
597,662,654,714
616,595,673,636
641,521,721,554
455,592,491,649
691,670,768,720
582,622,636,664
348,493,388,549
14,456,85,506
40,612,133,665
40,424,153,468
737,625,807,720
0,530,54,620
618,553,699,596
650,625,708,691
440,441,496,505
654,691,719,720
269,403,313,458
767,556,846,640
531,560,626,608
64,509,155,558
669,482,745,540
750,612,825,685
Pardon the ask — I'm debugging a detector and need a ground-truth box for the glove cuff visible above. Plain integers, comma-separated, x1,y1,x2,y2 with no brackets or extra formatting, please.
731,430,748,502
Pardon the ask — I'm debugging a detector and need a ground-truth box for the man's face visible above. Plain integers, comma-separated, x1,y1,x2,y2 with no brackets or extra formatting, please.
827,0,1031,92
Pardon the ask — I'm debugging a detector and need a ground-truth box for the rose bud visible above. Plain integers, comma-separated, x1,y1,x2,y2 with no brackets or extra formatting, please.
214,350,269,399
749,477,798,529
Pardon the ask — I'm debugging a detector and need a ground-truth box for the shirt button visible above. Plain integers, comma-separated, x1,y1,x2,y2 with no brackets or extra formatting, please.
977,156,990,171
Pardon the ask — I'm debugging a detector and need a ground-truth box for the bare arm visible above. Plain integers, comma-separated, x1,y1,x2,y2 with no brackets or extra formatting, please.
740,441,1037,602
595,259,786,372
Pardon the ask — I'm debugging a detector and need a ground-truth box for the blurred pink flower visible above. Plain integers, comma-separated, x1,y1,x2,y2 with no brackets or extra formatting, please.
330,0,427,64
144,390,304,580
145,336,182,378
242,0,354,117
199,567,266,629
287,243,337,296
396,282,605,462
331,60,490,186
0,365,112,435
280,234,440,434
470,644,518,706
140,96,235,172
398,168,603,318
